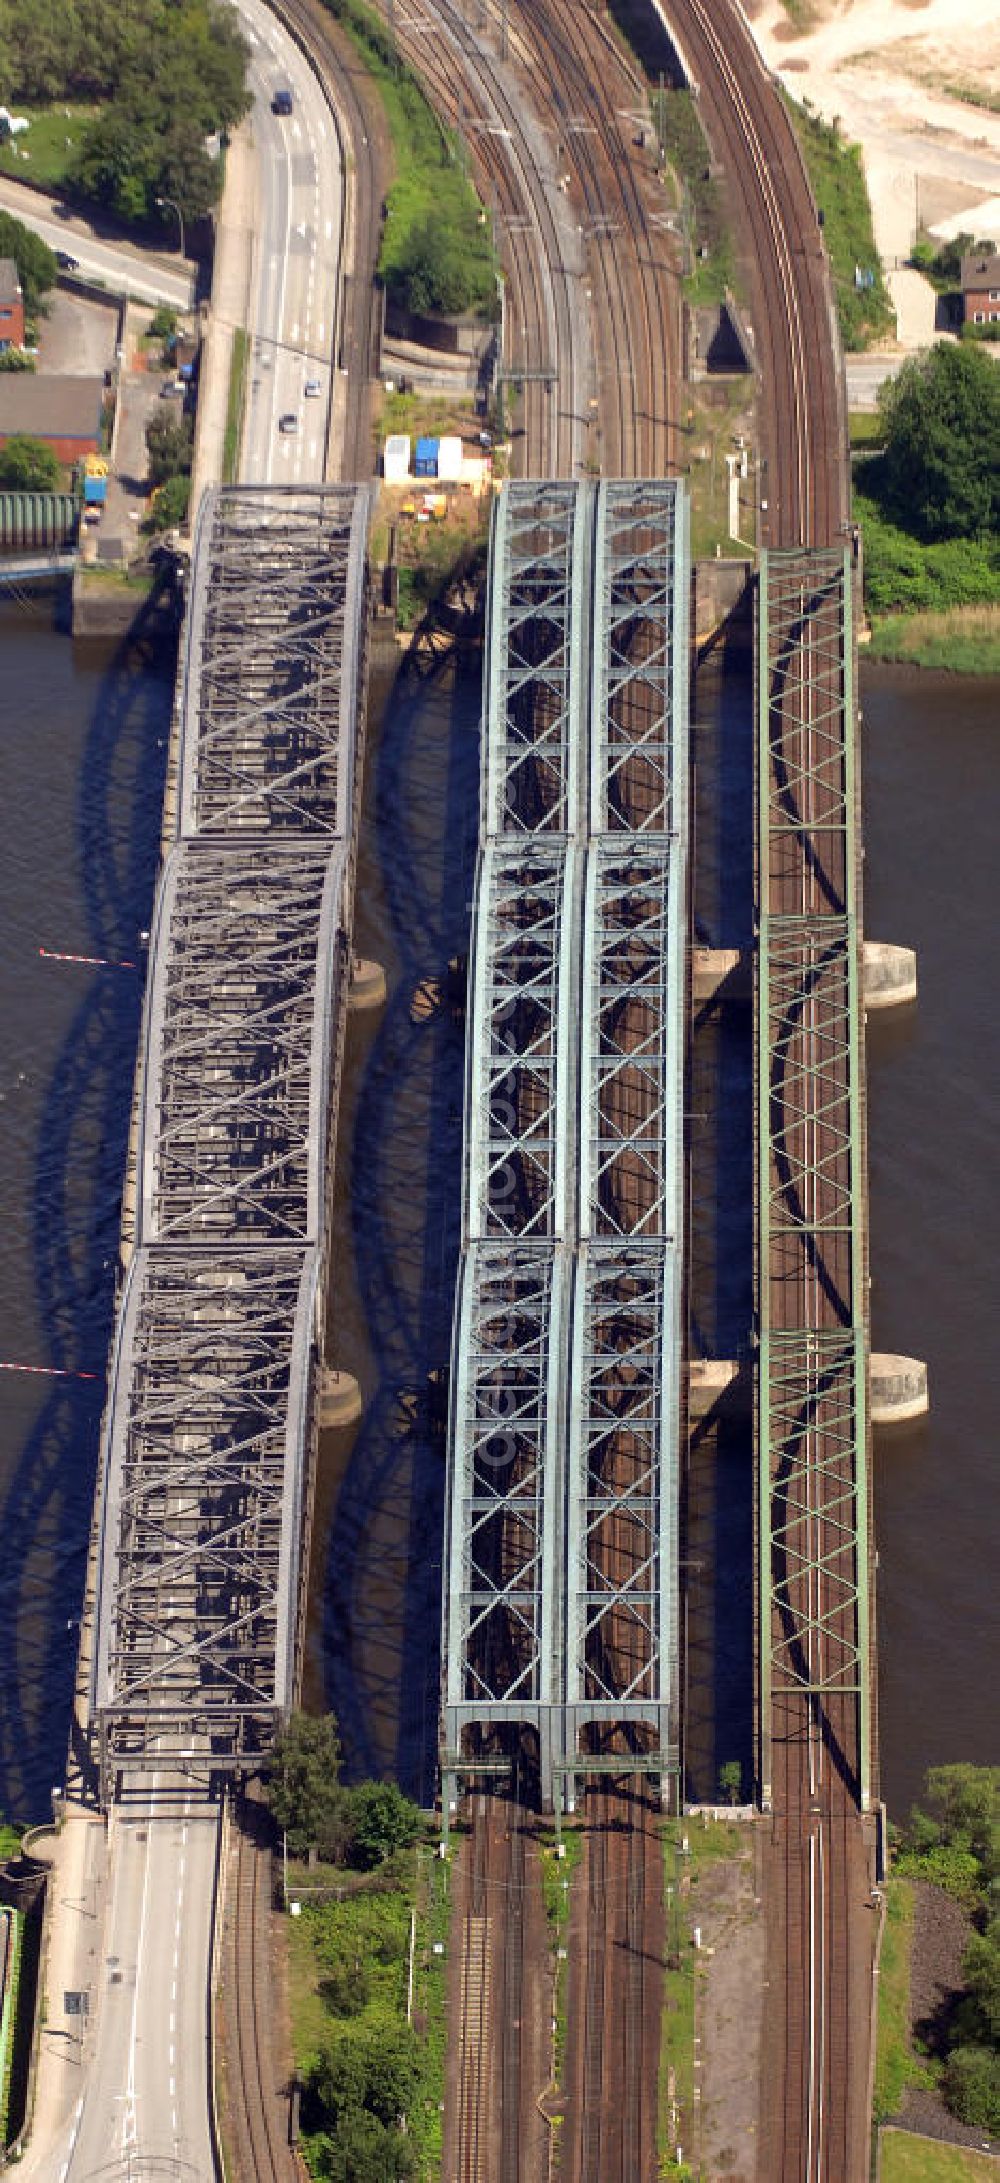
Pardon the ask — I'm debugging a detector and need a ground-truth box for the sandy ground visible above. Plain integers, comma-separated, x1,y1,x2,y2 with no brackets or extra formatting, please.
744,0,1000,344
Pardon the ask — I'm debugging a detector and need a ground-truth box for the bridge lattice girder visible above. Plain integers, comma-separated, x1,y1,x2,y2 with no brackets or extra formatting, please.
445,480,689,1807
92,486,372,1792
756,546,870,1812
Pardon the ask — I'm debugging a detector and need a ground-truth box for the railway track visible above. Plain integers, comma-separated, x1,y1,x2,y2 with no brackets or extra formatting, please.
568,1776,661,2183
227,1794,296,2183
447,1792,541,2183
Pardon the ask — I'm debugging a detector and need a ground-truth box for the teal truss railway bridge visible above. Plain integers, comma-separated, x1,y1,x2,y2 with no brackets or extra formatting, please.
442,478,690,1814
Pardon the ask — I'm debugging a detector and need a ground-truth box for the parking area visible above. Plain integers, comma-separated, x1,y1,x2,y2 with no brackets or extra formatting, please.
36,285,120,378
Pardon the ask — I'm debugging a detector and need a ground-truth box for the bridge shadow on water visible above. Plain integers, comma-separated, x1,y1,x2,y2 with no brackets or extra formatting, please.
0,593,172,1820
313,611,482,1802
685,630,756,1805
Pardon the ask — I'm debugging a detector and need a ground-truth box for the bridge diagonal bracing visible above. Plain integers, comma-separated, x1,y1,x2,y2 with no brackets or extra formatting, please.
178,484,370,840
565,1243,679,1759
484,480,587,838
465,841,576,1244
92,484,372,1796
443,1243,569,1790
445,479,689,1810
591,480,689,836
756,545,870,1813
94,1246,318,1779
139,842,349,1246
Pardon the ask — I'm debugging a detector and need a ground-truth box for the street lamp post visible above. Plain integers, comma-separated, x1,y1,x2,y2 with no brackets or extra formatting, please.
155,193,186,260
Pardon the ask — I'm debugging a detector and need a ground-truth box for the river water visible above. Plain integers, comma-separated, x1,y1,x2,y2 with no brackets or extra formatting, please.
0,590,993,1820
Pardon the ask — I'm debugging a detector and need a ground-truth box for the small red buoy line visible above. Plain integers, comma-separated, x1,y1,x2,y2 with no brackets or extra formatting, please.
0,1360,98,1381
39,947,137,971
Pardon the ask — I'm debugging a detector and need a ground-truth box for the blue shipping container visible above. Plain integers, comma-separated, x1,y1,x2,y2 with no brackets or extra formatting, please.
414,436,439,477
83,476,107,505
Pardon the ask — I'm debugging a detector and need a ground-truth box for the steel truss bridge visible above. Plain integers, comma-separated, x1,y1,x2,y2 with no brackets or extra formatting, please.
443,479,690,1813
756,546,871,1812
90,484,372,1797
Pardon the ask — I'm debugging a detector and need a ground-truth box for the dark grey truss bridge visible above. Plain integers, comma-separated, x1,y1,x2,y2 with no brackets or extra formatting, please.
90,485,372,1797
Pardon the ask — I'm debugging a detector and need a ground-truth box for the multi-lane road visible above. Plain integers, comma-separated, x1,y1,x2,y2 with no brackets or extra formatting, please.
22,12,347,2178
238,0,345,485
51,1787,219,2183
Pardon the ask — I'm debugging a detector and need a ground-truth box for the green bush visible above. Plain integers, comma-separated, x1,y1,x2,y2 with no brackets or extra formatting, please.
145,471,190,531
943,2043,1000,2133
0,348,35,371
148,305,178,340
0,0,252,228
346,1783,422,1871
0,433,59,489
145,411,192,487
306,2024,421,2180
0,209,56,311
875,344,1000,540
856,494,1000,617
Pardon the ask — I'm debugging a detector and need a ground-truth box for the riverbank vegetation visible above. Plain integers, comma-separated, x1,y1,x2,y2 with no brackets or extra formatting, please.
855,343,1000,667
876,1767,1000,2146
318,0,497,319
891,1767,1000,2135
0,0,251,230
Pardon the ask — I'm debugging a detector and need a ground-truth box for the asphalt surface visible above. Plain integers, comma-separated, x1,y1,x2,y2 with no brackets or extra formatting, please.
52,1786,219,2183
238,0,345,485
0,174,195,312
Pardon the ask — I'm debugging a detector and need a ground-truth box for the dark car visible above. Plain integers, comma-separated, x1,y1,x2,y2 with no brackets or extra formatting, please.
55,250,80,272
272,88,293,116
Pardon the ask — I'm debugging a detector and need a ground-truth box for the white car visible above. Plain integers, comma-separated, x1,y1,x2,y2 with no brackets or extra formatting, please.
304,378,322,397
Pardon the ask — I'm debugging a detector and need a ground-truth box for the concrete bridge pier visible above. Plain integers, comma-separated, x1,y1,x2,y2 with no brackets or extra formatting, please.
349,955,387,1011
863,940,917,1009
870,1353,929,1424
318,1365,363,1431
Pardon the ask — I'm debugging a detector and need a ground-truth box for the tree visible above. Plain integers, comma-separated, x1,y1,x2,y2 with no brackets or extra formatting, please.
0,434,60,490
145,411,193,488
266,1712,346,1859
145,472,190,532
876,344,1000,542
0,349,35,372
0,211,56,313
346,1783,422,1870
719,1760,742,1806
309,2024,420,2132
923,1765,1000,1865
964,1917,1000,2044
943,2042,1000,2133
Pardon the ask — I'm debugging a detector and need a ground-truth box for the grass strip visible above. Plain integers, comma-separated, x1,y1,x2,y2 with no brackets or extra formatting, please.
538,1827,583,2089
874,1877,933,2122
881,2129,999,2181
0,1910,20,2143
782,93,895,350
652,87,737,305
222,326,248,486
866,605,1000,674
